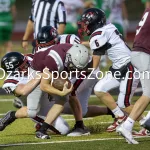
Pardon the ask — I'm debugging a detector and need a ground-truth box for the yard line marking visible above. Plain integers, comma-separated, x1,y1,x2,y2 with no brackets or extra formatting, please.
0,99,13,102
66,118,93,121
0,113,5,116
0,136,149,147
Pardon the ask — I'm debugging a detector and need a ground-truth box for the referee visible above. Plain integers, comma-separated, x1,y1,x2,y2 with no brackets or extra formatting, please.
22,0,66,51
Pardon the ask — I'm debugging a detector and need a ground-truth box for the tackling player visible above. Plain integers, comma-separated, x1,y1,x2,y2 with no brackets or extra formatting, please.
78,8,139,132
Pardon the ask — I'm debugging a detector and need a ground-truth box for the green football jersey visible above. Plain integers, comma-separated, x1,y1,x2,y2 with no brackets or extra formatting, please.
0,0,16,23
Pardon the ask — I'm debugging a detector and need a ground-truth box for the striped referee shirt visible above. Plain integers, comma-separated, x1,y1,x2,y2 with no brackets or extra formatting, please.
30,0,66,38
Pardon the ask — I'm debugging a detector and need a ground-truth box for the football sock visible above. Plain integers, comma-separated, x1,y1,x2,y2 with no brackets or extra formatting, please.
75,120,84,129
39,122,50,133
112,106,124,117
123,117,135,132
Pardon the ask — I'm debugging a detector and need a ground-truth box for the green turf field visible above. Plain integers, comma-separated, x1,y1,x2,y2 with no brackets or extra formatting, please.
0,96,150,150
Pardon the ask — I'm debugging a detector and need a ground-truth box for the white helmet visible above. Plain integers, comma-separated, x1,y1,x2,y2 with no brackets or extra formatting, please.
65,44,90,70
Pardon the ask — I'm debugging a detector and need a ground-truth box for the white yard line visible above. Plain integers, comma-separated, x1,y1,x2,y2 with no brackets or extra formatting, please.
66,118,93,121
0,136,149,147
0,99,13,102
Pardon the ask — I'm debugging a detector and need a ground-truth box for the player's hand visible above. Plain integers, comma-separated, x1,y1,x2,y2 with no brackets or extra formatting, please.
61,81,73,96
22,41,29,51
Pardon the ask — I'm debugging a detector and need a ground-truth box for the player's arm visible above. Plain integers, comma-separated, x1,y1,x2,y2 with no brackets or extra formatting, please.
122,1,129,29
57,24,66,34
40,68,73,96
57,1,66,34
146,1,150,8
81,41,90,48
22,19,34,51
14,76,41,96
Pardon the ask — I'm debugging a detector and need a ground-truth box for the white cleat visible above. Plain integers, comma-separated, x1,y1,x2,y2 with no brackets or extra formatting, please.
116,124,139,144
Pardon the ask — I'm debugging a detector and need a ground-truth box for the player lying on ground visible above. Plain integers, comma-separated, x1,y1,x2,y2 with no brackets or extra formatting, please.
0,43,90,139
1,52,70,135
78,8,142,133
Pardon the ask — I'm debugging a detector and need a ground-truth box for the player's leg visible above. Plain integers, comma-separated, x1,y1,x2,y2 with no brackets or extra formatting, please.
3,25,13,53
117,51,150,144
34,93,70,135
107,64,139,132
94,72,126,127
36,95,67,139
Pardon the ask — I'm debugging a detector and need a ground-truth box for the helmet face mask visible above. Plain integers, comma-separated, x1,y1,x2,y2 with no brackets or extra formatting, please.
78,8,106,37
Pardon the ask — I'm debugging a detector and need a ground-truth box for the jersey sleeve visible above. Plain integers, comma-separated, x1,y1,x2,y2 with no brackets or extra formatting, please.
57,1,66,24
89,31,107,51
2,77,19,94
70,34,81,44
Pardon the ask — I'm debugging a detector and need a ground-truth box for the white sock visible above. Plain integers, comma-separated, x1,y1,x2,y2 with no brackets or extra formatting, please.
123,117,135,132
112,106,124,117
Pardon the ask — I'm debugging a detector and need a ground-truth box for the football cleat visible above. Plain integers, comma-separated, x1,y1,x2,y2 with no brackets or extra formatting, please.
67,125,90,136
0,111,16,131
116,124,139,144
132,128,150,137
35,131,50,139
107,115,127,132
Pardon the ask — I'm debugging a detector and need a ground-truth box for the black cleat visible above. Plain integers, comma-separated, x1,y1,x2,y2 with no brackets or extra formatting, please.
0,111,16,131
36,131,50,139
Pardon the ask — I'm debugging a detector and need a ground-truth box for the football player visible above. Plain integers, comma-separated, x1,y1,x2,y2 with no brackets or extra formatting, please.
0,43,90,139
35,25,115,129
116,7,150,144
78,8,140,132
1,52,70,135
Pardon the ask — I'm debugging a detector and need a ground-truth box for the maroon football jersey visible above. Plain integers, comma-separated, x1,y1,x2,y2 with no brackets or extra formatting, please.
133,8,150,54
31,43,72,72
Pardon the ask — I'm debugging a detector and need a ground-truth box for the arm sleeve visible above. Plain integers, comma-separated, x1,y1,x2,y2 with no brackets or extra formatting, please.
2,78,19,94
57,1,66,24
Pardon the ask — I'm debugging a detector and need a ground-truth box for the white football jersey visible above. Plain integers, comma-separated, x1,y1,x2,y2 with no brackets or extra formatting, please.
2,76,29,94
59,34,80,44
90,23,131,69
36,34,80,52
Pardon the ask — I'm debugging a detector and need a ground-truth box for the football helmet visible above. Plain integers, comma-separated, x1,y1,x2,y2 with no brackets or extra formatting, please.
65,44,90,70
36,26,60,48
78,8,106,36
1,52,29,73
